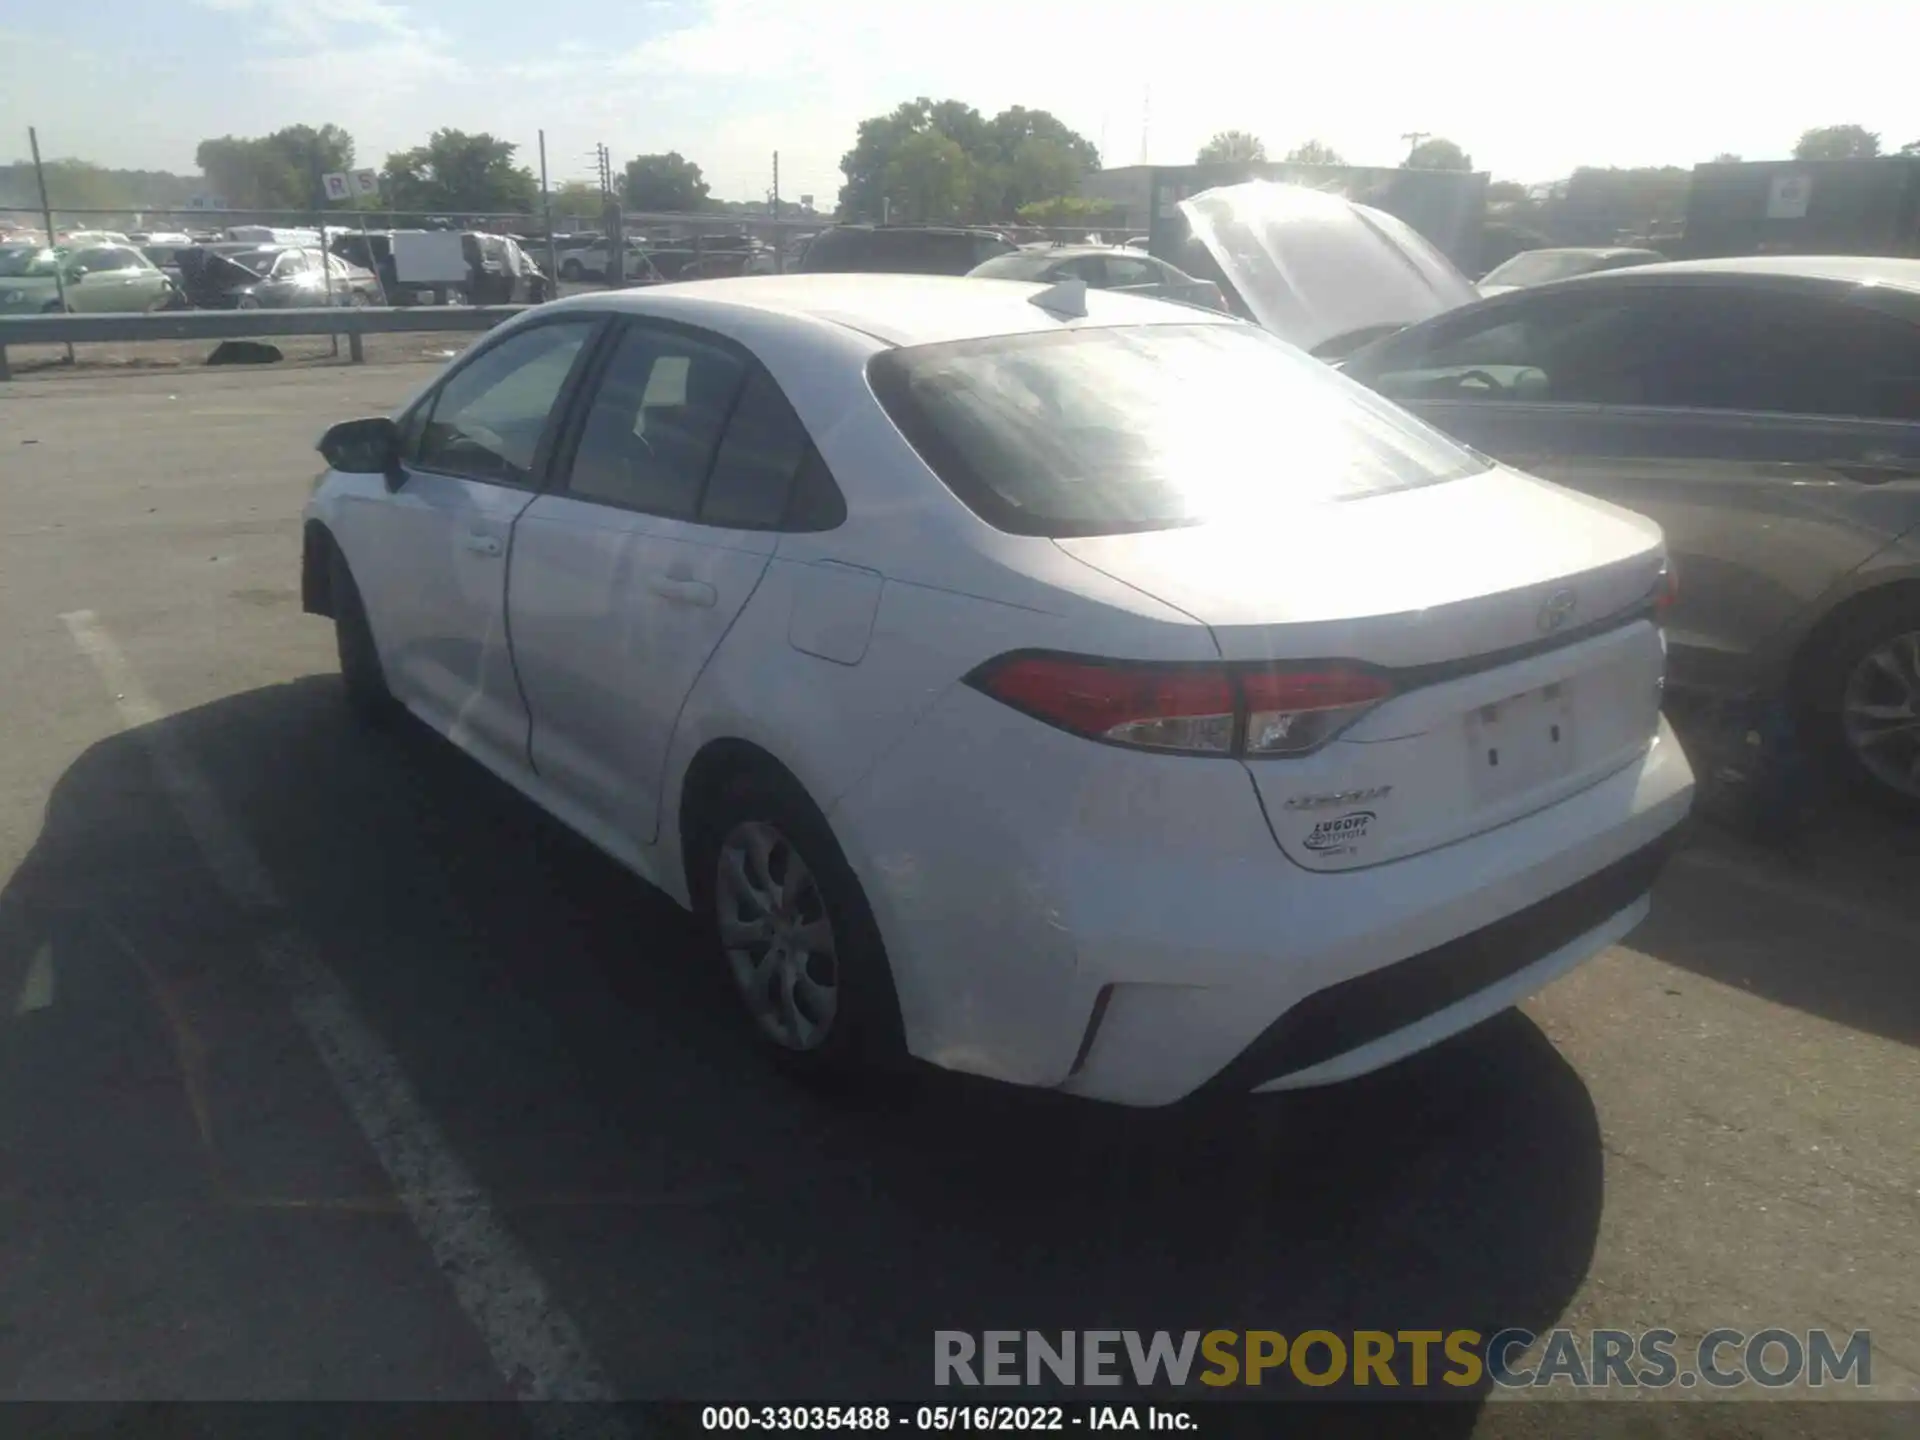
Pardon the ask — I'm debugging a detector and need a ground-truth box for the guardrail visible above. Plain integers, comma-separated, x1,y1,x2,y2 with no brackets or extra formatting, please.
0,304,530,380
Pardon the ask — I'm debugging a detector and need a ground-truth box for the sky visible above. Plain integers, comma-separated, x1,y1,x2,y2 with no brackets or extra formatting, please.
3,0,1916,205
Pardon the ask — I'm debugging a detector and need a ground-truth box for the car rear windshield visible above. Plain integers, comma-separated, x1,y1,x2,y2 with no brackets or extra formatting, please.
868,322,1488,537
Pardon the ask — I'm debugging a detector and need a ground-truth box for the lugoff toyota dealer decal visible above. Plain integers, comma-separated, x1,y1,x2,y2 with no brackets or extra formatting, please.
1302,810,1375,855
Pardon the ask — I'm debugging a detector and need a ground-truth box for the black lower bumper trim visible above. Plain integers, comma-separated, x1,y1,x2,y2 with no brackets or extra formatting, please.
1201,832,1677,1096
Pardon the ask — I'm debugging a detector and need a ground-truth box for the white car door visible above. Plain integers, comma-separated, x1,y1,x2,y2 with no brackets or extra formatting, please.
508,320,824,845
343,316,601,774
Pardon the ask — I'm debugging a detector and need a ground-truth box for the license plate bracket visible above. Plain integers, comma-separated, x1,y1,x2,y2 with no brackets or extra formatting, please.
1466,682,1577,805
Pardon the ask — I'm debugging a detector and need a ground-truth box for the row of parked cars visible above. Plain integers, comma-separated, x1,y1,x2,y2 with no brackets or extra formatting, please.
0,226,550,317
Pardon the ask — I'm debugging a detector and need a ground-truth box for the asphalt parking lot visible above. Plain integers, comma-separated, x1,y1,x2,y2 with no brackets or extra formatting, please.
2,364,1917,1424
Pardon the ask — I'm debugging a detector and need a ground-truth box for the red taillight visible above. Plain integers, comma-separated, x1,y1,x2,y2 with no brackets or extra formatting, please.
1241,665,1395,755
968,654,1393,757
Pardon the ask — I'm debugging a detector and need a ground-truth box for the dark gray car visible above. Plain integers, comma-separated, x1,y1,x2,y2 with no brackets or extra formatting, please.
1343,256,1920,808
177,244,381,309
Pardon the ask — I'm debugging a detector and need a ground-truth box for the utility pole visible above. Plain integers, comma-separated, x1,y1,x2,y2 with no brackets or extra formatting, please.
598,144,624,287
1401,131,1430,166
27,127,73,365
770,150,781,273
538,129,557,287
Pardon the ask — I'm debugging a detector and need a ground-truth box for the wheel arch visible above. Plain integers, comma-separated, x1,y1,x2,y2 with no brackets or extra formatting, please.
1786,577,1920,709
301,519,337,617
676,737,812,905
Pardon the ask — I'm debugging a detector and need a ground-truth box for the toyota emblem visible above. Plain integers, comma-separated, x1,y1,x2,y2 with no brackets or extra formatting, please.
1538,588,1578,634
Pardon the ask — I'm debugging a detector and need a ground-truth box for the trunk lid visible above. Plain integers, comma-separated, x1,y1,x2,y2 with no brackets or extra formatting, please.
1179,181,1479,355
1055,468,1670,870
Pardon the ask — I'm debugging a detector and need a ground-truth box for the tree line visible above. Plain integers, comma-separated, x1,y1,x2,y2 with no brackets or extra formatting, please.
7,113,1917,226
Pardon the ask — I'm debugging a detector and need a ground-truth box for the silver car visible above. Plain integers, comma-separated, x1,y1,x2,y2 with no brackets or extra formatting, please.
967,245,1228,311
1342,256,1920,809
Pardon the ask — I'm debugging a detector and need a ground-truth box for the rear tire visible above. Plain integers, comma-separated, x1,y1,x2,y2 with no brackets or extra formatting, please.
329,544,397,727
690,765,904,1080
1796,591,1920,813
560,259,584,281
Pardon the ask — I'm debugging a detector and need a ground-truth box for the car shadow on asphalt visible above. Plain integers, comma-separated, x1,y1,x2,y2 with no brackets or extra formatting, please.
1621,808,1920,1052
0,675,1608,1418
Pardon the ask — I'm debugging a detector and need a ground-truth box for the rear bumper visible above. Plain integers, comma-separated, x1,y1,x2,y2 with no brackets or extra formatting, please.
1202,831,1673,1097
831,685,1694,1107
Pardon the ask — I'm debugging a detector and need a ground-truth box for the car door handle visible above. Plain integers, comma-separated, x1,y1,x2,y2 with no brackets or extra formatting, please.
463,532,504,557
648,576,718,608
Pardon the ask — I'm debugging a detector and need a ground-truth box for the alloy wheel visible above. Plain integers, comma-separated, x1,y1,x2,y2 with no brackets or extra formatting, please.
1841,628,1920,799
714,820,839,1050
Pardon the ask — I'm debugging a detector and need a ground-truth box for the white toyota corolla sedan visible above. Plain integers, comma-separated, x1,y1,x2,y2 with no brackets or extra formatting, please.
302,274,1694,1107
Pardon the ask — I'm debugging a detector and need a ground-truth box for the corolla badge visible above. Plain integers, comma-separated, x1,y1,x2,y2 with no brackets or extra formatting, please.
1283,785,1392,811
1537,588,1578,634
1302,810,1375,853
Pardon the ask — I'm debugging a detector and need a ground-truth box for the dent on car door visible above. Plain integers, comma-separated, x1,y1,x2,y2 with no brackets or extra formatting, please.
339,317,601,768
508,322,812,848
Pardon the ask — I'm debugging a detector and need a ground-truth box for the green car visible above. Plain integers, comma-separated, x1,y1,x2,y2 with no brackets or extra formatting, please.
0,242,175,316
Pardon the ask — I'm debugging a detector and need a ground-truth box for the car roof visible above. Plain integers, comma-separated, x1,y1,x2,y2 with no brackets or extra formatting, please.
1010,245,1153,259
1569,253,1920,293
537,272,1238,348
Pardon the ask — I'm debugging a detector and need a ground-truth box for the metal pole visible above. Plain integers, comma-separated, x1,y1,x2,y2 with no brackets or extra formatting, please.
28,127,75,364
771,150,782,274
357,202,387,307
307,164,340,351
539,129,558,291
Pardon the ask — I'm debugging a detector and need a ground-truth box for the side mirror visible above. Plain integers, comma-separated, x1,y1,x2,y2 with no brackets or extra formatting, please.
318,416,402,482
64,267,86,283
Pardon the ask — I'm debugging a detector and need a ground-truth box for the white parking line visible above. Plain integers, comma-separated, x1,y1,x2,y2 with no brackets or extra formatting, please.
59,610,623,1415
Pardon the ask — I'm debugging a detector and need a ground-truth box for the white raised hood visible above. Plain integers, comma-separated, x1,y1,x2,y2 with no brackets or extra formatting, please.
1054,467,1666,670
1181,181,1478,354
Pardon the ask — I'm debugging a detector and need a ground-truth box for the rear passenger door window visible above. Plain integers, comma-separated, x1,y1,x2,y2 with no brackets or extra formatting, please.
563,323,746,516
699,368,812,527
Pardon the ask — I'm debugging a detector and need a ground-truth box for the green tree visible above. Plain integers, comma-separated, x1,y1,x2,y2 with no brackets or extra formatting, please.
1794,125,1880,160
1900,140,1920,156
548,180,606,220
621,152,711,213
1283,139,1344,166
883,130,978,223
838,98,1098,220
1406,136,1471,170
195,123,355,209
1485,179,1528,203
1711,152,1743,164
381,130,537,215
1017,195,1121,226
1197,130,1266,164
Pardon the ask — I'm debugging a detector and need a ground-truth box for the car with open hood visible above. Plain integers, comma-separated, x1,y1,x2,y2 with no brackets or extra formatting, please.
1168,180,1481,360
174,244,381,310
